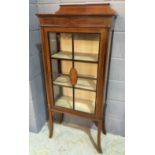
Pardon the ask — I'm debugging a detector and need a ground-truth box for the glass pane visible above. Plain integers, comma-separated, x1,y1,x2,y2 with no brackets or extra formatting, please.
74,33,99,62
75,78,97,91
51,59,72,87
53,85,73,109
48,33,57,55
51,60,96,91
49,32,99,112
49,33,73,109
74,89,96,114
49,32,73,60
75,62,97,79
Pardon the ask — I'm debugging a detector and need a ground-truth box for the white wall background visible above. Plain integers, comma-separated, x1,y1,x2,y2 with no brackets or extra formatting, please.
29,0,125,136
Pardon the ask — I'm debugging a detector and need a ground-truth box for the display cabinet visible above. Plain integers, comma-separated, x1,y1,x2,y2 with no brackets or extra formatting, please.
37,4,116,153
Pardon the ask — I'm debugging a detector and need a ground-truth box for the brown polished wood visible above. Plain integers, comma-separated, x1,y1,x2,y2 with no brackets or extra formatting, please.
97,121,103,153
37,4,116,16
36,4,116,28
48,110,53,138
36,4,116,153
39,16,113,28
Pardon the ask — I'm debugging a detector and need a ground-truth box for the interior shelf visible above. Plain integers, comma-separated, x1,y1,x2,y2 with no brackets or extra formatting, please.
52,51,72,60
53,75,97,91
55,96,73,109
55,96,95,113
51,51,98,62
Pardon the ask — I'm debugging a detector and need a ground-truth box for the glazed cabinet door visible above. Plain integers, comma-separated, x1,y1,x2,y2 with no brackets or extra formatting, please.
44,29,102,116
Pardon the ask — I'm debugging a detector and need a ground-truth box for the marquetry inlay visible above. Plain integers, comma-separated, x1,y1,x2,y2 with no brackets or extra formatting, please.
69,67,78,86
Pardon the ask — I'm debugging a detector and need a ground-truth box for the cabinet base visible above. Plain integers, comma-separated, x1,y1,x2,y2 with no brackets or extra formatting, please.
48,111,104,153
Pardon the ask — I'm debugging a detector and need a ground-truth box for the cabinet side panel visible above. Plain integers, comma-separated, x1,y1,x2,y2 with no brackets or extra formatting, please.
40,28,54,108
103,30,113,103
96,29,109,119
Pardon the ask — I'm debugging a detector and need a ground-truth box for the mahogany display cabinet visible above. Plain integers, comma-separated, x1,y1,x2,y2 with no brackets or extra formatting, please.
36,4,116,153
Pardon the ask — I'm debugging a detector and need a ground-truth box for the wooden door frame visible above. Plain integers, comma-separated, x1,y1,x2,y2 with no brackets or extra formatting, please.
41,26,109,121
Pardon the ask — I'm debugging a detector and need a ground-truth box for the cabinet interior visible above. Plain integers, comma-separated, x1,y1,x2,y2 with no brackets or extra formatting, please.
49,32,99,114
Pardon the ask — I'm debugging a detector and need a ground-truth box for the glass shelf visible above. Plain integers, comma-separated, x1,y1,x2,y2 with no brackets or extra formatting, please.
51,51,72,60
55,95,95,113
51,51,98,62
53,75,97,91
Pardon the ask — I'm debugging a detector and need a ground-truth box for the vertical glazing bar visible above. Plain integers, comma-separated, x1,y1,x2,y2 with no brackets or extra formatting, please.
56,33,60,52
56,33,61,74
72,33,75,110
72,33,75,67
56,33,62,96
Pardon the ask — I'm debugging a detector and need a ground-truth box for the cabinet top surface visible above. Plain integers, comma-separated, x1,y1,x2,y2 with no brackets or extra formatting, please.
36,4,116,17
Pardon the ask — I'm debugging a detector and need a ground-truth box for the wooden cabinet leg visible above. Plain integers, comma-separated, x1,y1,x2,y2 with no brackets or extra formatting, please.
48,111,53,138
97,121,102,153
102,118,106,135
59,113,64,124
